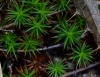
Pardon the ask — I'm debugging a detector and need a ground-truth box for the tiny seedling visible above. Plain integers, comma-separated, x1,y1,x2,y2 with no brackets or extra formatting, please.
70,43,93,67
46,59,67,77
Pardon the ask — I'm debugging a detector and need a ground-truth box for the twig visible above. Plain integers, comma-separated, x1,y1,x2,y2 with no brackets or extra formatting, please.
0,43,63,52
0,23,14,29
48,10,62,16
37,43,63,51
68,10,80,21
0,29,14,32
60,61,100,77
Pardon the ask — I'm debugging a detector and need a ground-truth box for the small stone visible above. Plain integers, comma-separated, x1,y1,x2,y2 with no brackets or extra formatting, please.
66,61,75,70
54,57,60,62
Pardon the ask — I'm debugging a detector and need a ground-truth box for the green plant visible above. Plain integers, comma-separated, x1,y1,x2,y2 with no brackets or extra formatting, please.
6,1,30,28
33,1,52,21
0,32,20,58
25,0,40,8
18,67,36,77
26,17,50,38
75,15,85,29
46,59,67,77
20,69,35,77
2,60,8,77
20,35,41,56
54,20,82,48
54,0,70,11
70,43,93,67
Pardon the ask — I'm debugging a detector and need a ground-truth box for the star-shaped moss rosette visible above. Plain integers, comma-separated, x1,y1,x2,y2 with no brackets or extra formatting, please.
6,1,31,28
54,0,70,11
75,15,85,30
26,17,50,38
46,59,67,77
19,35,41,56
70,43,93,67
24,54,47,76
54,20,82,49
32,1,52,21
0,32,20,58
